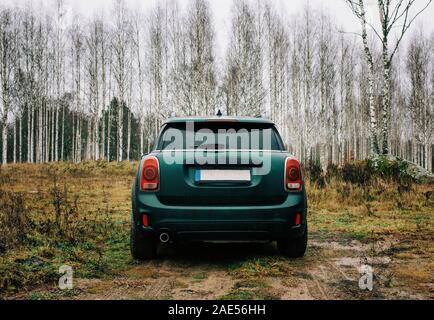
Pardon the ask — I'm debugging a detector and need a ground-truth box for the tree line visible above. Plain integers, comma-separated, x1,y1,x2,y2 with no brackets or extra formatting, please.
0,0,433,172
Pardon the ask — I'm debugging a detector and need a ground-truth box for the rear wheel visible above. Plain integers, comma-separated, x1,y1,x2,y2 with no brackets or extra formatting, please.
277,225,308,258
130,224,156,261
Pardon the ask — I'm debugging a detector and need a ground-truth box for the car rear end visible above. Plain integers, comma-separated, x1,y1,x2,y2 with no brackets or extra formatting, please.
131,118,308,259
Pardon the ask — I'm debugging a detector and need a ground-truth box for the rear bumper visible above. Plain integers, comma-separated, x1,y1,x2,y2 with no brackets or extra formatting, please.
141,224,306,242
133,189,307,242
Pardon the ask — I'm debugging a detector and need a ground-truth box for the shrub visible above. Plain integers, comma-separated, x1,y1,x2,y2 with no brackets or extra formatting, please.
325,163,339,182
306,161,326,188
340,160,372,185
0,191,29,253
368,156,412,185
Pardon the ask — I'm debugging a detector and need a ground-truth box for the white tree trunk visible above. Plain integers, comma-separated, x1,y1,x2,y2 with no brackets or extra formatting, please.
1,114,7,164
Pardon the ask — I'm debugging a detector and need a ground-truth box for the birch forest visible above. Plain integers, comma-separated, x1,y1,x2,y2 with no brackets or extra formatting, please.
0,0,433,172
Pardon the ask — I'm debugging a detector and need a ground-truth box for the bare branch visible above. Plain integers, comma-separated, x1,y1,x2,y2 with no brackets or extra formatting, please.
390,0,432,61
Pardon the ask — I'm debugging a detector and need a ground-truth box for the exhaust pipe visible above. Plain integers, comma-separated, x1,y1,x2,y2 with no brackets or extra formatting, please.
159,232,170,243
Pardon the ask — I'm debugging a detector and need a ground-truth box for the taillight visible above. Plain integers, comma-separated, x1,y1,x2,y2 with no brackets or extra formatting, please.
295,213,301,226
140,156,160,191
285,158,302,192
142,214,149,227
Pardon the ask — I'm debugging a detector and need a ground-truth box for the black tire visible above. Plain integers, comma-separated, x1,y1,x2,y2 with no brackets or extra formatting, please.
130,182,156,261
130,224,157,261
277,225,308,258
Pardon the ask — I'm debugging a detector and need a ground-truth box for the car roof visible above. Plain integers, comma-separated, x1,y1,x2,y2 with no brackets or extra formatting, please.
164,116,275,125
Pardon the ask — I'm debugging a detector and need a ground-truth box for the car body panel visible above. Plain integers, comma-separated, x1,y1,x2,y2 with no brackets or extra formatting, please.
163,116,276,125
132,118,308,243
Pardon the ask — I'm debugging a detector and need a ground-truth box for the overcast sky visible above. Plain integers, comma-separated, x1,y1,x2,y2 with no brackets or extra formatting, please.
3,0,434,60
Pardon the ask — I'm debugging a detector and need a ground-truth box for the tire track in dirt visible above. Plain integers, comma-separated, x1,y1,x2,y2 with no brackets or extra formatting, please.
8,235,432,300
171,272,234,300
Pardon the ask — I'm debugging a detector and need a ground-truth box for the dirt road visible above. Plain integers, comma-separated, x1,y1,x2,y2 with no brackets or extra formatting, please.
15,234,432,300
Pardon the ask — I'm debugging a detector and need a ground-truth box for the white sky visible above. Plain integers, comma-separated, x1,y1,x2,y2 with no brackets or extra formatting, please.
3,0,434,61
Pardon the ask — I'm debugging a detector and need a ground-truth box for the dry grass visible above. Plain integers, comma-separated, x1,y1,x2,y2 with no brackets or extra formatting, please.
0,161,137,294
0,161,433,299
0,191,29,252
307,178,434,239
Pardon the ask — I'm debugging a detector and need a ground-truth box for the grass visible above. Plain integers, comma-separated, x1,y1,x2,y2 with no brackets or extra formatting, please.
192,273,209,282
228,257,293,278
220,279,278,300
307,177,434,240
220,290,255,300
0,161,136,295
0,160,433,298
234,279,266,289
226,244,321,281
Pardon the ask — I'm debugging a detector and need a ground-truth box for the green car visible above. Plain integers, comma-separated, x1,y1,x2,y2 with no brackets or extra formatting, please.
131,116,308,260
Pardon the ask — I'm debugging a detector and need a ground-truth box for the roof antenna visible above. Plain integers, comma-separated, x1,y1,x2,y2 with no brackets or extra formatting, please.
216,109,223,117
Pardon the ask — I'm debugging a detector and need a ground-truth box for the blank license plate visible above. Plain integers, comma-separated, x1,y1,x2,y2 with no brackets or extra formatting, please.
196,170,251,182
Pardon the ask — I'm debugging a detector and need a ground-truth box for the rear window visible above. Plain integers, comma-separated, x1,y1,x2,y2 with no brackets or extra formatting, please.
157,122,284,151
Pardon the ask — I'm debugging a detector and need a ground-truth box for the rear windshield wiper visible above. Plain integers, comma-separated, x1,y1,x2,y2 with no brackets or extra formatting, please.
194,144,225,150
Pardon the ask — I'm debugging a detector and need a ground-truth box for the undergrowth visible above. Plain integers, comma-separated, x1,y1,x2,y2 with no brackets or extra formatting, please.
0,162,133,295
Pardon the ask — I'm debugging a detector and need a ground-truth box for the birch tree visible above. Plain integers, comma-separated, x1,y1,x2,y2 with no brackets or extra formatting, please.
147,5,166,137
85,16,105,160
131,11,145,156
53,0,66,162
223,0,264,117
99,17,109,160
70,18,84,163
112,0,131,162
21,8,37,163
299,5,318,163
407,31,433,170
186,0,217,116
264,4,290,144
0,9,16,165
0,1,432,171
346,0,432,155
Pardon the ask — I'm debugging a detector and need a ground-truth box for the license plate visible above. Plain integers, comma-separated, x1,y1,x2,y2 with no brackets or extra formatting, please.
195,170,251,182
